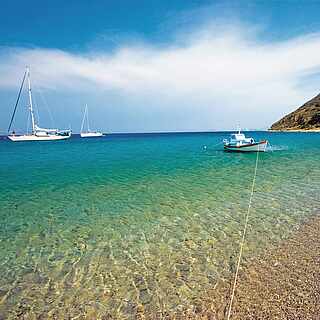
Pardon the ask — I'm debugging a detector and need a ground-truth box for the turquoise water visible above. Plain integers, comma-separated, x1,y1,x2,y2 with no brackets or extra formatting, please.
0,132,319,318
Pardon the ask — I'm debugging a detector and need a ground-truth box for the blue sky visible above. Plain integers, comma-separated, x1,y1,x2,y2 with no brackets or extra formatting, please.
1,0,320,133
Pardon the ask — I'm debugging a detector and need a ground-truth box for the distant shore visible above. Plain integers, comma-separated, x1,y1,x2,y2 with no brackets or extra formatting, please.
269,128,320,132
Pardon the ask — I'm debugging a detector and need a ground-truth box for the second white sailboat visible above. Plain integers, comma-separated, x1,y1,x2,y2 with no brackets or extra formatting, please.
80,104,104,138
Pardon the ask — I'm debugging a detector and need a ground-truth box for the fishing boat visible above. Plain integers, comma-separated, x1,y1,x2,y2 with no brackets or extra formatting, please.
223,129,268,152
80,104,104,138
7,67,71,142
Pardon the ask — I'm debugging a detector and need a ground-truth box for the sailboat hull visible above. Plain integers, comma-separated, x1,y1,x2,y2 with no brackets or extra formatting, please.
80,132,104,138
8,134,71,142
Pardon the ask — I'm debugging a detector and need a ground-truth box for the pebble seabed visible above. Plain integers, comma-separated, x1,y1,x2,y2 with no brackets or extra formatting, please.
188,214,320,320
1,214,319,320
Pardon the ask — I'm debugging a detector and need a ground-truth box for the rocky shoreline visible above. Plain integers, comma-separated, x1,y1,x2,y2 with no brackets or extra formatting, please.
270,93,320,131
269,129,320,132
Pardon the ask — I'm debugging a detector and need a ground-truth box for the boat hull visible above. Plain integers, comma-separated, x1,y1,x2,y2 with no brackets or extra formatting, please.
80,132,104,138
224,140,268,152
8,134,71,142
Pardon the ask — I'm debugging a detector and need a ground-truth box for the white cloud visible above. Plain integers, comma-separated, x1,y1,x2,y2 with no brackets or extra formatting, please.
1,23,320,130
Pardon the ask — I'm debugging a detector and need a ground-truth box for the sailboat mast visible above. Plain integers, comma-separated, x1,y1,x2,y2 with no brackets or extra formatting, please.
86,104,90,132
26,67,36,133
80,105,87,133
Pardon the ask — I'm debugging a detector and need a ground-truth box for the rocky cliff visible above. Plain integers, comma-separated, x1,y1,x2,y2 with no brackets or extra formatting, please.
270,94,320,130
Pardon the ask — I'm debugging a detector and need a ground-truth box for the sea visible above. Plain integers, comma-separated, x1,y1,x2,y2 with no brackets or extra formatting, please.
0,131,319,318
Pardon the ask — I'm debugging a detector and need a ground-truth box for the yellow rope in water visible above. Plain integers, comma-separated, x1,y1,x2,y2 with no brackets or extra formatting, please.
226,149,260,320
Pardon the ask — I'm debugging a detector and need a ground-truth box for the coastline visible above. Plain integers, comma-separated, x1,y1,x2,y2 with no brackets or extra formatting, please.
269,128,320,132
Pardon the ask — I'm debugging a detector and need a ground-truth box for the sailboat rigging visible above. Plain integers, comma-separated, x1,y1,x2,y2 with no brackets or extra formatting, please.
80,104,104,138
7,67,71,142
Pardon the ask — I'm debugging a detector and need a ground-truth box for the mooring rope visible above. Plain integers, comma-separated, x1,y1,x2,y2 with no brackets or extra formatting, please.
203,141,223,151
226,149,260,320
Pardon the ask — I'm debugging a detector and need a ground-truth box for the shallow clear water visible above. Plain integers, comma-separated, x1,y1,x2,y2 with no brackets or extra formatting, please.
0,132,319,318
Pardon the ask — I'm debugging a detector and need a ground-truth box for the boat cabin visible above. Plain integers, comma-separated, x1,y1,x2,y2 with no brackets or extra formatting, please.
229,133,254,146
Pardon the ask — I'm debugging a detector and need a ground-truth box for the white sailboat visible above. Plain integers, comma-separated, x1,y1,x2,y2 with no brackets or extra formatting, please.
7,67,71,142
80,104,104,138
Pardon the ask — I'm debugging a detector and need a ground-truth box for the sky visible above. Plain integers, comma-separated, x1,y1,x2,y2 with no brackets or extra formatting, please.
1,0,320,133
